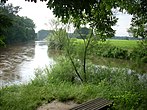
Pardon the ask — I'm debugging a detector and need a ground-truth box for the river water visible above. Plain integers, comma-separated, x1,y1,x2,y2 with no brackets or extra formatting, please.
0,41,146,87
0,41,54,87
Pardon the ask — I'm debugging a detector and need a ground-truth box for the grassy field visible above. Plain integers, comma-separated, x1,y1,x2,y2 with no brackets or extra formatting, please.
75,38,139,50
106,39,138,49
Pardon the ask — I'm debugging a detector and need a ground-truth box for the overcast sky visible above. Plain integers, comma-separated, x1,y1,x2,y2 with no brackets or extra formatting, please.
7,0,132,36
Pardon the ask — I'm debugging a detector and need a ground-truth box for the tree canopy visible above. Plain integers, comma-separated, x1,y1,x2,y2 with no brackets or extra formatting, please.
73,27,91,39
37,29,53,40
1,0,147,39
0,3,36,46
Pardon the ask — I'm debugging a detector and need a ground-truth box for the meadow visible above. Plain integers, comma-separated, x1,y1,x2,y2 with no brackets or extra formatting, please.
107,39,138,50
75,39,139,49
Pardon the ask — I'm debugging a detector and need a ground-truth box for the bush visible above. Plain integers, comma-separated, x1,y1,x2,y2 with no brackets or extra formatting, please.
46,29,67,50
47,56,75,83
130,40,147,62
91,42,129,59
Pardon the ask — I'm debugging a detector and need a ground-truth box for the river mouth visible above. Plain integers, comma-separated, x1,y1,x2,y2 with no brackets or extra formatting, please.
0,41,54,87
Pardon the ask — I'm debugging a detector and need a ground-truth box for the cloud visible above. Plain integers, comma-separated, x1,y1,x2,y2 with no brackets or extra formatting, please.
113,13,133,36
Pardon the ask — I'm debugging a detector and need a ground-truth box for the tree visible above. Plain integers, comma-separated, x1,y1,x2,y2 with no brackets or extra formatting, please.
0,3,36,45
0,3,14,46
74,27,91,39
46,19,68,50
126,0,147,39
37,29,52,40
4,16,36,43
46,19,96,82
128,16,147,39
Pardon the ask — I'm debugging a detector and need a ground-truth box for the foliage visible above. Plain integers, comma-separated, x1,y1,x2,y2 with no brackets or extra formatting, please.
47,24,146,84
46,19,96,82
0,35,5,47
22,0,117,40
47,56,75,82
0,3,36,46
37,29,53,40
130,40,147,63
46,28,67,50
0,58,147,110
128,16,147,39
1,0,147,39
75,39,147,62
127,0,147,39
73,27,91,39
4,16,36,44
91,42,128,59
21,0,147,39
0,3,13,46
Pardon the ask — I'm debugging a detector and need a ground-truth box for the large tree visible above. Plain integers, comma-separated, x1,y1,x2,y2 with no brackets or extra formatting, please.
127,0,147,39
4,16,36,43
0,3,36,45
0,3,14,46
74,27,91,39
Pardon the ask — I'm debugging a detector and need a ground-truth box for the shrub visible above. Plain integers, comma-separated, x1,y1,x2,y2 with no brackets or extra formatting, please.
47,56,75,83
46,29,67,50
130,40,147,62
92,42,129,59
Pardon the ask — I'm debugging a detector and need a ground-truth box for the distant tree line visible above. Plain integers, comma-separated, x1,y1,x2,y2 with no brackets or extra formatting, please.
37,29,53,41
110,36,142,40
0,3,36,47
68,27,91,39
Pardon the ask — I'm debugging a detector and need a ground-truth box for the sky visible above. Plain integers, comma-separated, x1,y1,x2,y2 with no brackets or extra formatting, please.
7,0,133,36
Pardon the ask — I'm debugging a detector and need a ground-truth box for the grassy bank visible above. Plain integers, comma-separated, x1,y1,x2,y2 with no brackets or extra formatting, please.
0,57,147,110
75,39,146,62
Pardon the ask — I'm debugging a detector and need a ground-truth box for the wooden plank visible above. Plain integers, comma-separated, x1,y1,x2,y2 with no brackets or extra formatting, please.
70,98,113,110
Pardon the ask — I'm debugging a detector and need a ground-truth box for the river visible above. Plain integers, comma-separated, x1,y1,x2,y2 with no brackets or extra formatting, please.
0,41,54,87
0,41,146,87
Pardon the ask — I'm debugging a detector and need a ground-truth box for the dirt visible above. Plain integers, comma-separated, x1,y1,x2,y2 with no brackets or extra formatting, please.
37,100,78,110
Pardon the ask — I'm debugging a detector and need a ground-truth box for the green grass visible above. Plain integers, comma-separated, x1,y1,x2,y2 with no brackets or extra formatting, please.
0,57,147,110
75,38,139,50
107,39,138,49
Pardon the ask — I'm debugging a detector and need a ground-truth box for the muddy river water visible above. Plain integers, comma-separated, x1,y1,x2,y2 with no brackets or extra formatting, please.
0,41,146,87
0,41,54,87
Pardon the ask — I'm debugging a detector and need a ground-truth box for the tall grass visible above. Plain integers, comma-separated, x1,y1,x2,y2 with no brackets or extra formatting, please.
76,39,138,50
107,39,138,49
0,56,146,110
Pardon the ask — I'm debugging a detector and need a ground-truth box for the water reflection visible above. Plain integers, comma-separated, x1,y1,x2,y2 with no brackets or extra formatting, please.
0,41,54,87
33,41,54,68
91,57,147,74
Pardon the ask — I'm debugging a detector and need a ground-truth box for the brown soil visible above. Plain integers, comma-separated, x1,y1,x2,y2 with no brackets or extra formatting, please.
37,100,78,110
